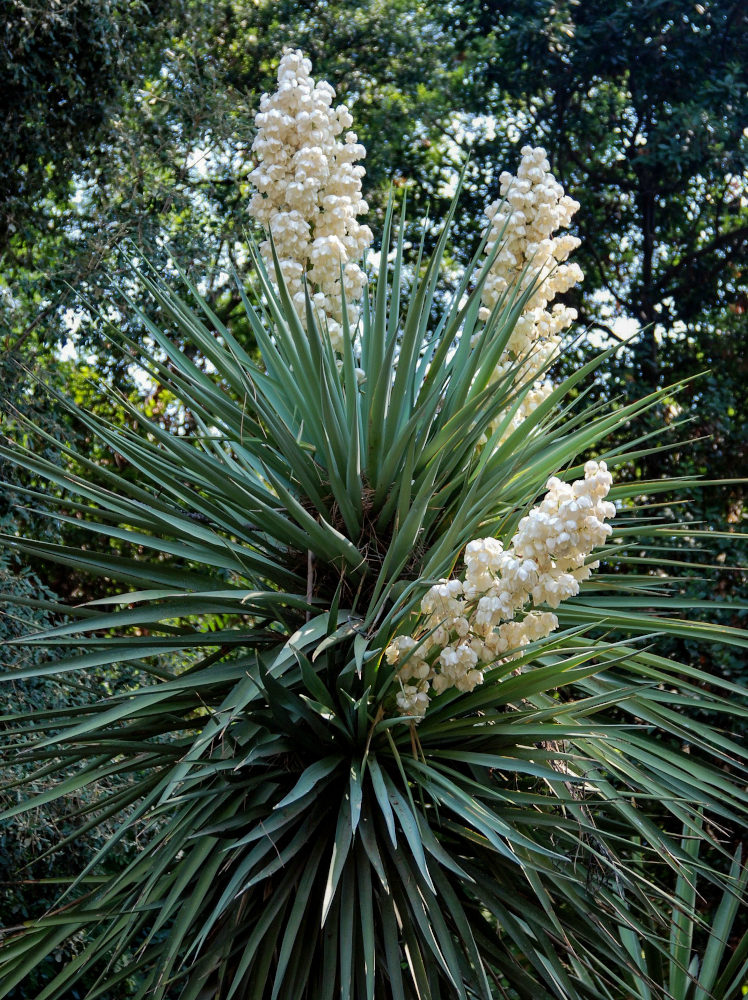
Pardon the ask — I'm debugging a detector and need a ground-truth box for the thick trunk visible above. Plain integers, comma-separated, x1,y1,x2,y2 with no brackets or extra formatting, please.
632,183,664,481
635,186,659,389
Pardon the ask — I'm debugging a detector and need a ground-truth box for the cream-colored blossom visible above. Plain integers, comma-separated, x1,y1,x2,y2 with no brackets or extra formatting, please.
480,146,583,436
388,462,615,720
249,49,373,351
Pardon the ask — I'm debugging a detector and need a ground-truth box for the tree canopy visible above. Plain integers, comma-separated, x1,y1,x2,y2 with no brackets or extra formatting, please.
2,0,745,571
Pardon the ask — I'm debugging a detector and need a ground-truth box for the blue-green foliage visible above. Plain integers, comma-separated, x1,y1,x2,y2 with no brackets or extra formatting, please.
0,554,146,998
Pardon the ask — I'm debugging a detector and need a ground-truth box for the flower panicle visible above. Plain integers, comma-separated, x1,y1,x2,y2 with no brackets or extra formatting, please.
248,48,373,350
479,145,584,438
388,461,615,719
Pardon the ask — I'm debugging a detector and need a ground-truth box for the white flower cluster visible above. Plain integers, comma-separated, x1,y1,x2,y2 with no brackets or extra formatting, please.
387,461,615,719
479,146,583,436
249,49,373,352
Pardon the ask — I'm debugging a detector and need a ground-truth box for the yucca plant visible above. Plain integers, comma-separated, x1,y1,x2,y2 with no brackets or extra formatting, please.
1,50,747,1000
622,818,748,1000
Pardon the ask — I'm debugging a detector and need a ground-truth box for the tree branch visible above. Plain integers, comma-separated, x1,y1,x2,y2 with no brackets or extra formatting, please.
656,224,748,293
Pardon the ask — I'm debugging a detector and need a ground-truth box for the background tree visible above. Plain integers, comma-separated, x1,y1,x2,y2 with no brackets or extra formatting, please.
1,0,173,246
2,0,745,630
